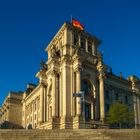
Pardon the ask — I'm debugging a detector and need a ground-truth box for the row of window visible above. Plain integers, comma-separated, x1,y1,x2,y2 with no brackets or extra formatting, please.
25,102,39,116
105,91,129,104
74,33,93,54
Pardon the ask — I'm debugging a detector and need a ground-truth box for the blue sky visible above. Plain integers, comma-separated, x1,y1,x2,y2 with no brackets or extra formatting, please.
0,0,140,105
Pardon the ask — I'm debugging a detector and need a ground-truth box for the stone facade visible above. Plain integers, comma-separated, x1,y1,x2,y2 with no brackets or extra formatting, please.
0,91,24,127
0,22,140,129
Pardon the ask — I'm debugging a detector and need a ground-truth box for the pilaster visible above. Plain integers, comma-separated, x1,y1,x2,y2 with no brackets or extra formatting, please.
39,82,47,123
51,71,57,117
76,68,82,116
61,56,72,117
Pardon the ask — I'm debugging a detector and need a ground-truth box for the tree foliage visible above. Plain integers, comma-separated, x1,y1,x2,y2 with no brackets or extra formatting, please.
106,102,134,128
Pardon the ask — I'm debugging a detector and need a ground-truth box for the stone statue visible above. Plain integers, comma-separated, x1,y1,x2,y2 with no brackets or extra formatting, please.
40,60,48,70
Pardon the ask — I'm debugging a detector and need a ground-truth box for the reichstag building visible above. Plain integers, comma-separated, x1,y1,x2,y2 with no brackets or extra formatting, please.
0,22,140,129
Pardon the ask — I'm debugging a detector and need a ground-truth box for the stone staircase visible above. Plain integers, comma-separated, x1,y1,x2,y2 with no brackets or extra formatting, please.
1,129,140,140
101,129,140,140
0,129,111,140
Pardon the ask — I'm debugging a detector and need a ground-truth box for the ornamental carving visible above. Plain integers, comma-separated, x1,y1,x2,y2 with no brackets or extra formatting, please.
127,75,139,92
97,54,107,80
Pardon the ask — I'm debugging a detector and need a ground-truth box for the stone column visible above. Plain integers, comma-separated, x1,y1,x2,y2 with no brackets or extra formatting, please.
36,98,38,124
52,71,56,117
60,73,63,117
73,72,76,116
76,68,81,116
92,42,95,55
127,75,140,128
97,55,106,123
91,103,94,120
40,83,44,123
78,35,81,47
136,95,139,125
45,86,48,121
137,96,140,125
43,87,46,122
99,74,105,122
85,39,88,52
32,102,34,128
46,90,49,121
55,74,59,117
127,75,139,128
62,57,72,117
22,101,26,127
62,64,66,117
134,94,140,126
133,94,138,128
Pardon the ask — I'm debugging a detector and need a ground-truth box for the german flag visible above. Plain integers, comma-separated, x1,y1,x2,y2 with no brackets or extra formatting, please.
72,19,84,30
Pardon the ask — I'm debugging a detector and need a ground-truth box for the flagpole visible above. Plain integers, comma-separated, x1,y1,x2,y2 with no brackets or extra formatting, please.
70,15,72,23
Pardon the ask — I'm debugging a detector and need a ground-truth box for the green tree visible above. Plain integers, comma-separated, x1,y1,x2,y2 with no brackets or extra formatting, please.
106,102,134,128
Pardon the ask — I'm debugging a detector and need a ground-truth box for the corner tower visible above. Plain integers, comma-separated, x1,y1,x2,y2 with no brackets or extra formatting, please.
36,22,102,129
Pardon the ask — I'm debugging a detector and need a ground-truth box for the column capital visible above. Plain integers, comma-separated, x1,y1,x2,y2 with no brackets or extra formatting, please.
39,81,47,88
127,75,139,93
97,61,106,80
61,54,71,63
74,66,82,73
51,70,60,77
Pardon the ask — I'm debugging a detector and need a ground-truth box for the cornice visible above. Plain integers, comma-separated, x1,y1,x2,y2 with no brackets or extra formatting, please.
105,78,132,92
24,84,41,101
46,22,68,52
107,73,131,85
46,22,101,52
104,83,132,95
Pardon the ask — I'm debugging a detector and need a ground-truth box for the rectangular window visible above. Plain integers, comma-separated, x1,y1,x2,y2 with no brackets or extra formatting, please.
74,33,78,46
88,41,92,54
80,36,85,50
106,91,110,100
115,93,119,100
106,104,110,113
125,96,128,104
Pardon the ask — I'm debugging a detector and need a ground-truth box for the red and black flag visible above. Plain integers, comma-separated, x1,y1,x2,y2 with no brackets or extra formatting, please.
71,18,84,30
